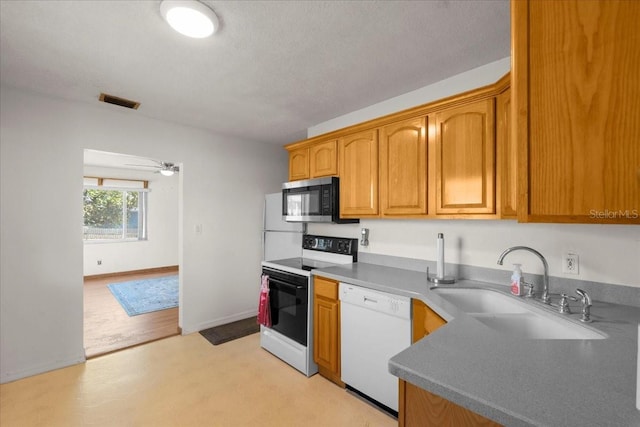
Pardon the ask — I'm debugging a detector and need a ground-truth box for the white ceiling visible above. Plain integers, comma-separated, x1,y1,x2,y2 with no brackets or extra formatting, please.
0,0,510,145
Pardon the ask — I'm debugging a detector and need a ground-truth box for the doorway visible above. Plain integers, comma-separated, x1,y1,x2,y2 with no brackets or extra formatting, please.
82,149,180,358
83,269,179,357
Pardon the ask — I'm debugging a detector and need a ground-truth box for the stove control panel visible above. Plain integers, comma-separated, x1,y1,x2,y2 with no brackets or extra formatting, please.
303,234,358,257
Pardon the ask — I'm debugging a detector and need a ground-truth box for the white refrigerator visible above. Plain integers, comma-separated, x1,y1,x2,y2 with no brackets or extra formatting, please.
262,192,303,260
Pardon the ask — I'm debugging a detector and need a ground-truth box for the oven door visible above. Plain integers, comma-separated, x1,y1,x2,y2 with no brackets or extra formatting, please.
263,268,308,346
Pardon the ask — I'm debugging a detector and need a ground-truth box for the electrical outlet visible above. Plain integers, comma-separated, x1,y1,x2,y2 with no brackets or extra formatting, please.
97,259,102,266
562,252,579,275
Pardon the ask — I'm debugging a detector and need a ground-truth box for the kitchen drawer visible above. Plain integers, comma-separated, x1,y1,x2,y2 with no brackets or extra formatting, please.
315,276,338,300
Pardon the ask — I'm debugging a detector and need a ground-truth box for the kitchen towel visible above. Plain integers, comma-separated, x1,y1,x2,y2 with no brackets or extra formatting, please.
257,274,271,327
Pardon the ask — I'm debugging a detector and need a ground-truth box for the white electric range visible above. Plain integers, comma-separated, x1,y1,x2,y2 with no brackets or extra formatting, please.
260,234,358,376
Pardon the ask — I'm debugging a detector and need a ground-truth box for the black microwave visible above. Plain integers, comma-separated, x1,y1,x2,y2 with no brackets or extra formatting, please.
282,177,358,223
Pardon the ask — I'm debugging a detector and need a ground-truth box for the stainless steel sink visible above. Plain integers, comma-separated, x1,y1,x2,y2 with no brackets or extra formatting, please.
431,287,607,340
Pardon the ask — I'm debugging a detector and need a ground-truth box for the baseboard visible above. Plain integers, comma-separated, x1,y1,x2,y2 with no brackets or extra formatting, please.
0,353,86,384
84,265,179,280
182,309,257,335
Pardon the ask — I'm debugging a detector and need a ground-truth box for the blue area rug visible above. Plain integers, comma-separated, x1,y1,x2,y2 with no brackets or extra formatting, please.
108,275,179,316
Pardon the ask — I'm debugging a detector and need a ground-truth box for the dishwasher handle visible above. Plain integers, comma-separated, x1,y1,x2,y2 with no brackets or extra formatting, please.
363,296,378,305
340,282,411,319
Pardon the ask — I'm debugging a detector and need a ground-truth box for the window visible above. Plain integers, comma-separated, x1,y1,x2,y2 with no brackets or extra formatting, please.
83,177,148,241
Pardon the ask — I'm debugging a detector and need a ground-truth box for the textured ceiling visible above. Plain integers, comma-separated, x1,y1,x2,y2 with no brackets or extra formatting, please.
0,0,510,145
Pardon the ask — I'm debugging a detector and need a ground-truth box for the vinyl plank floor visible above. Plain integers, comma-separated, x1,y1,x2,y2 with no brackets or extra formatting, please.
83,270,180,358
0,333,396,427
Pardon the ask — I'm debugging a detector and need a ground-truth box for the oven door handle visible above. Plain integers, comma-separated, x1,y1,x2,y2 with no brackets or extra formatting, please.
268,278,304,291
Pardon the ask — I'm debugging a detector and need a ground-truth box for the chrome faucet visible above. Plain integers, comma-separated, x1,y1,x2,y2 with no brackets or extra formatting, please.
575,288,592,323
497,246,551,304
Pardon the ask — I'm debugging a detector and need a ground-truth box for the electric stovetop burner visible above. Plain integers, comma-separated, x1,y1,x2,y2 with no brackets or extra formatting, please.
262,234,359,275
267,257,341,271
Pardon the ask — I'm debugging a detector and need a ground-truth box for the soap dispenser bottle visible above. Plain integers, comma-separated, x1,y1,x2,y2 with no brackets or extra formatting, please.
511,264,523,296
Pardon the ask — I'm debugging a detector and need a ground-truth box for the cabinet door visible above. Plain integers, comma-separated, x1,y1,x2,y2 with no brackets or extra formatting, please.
313,276,343,386
288,147,309,181
380,117,428,216
496,88,517,218
314,297,339,373
310,140,338,178
513,0,640,223
399,380,502,427
412,299,446,343
339,129,379,217
434,99,496,215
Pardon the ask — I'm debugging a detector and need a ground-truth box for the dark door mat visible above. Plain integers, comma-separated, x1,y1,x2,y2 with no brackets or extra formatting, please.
199,316,259,346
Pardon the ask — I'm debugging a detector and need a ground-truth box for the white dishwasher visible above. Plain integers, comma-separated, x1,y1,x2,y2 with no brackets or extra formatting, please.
339,282,411,414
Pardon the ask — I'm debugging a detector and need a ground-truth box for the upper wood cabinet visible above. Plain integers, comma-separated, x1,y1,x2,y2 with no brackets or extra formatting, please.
287,139,338,181
379,117,428,216
513,0,640,224
310,139,338,178
339,129,379,217
288,147,310,181
285,76,512,221
496,87,517,218
433,99,496,215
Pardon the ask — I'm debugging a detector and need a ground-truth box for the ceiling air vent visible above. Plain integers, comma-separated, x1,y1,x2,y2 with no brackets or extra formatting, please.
99,93,140,110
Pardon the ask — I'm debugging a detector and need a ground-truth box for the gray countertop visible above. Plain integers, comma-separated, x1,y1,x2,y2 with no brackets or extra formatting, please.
313,263,640,427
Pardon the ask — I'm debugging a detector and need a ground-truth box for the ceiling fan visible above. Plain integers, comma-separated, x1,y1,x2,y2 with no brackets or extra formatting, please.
124,160,180,176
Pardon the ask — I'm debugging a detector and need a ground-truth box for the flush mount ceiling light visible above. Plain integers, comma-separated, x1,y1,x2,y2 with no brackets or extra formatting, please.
160,0,219,38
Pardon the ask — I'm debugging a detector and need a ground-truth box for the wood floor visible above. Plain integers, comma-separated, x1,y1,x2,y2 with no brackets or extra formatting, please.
0,333,396,427
84,269,180,358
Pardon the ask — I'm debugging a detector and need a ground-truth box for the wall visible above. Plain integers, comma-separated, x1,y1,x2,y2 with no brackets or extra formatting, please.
309,57,512,137
0,86,288,383
307,58,640,289
82,165,179,276
309,220,639,288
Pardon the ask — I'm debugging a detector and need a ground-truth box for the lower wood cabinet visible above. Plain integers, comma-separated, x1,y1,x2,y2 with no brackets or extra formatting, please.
399,380,502,427
412,299,446,342
402,300,501,426
313,276,344,387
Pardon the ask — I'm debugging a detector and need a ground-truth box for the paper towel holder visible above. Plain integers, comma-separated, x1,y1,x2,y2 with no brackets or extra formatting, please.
427,232,455,285
427,267,456,285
